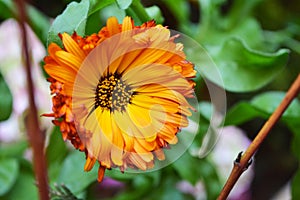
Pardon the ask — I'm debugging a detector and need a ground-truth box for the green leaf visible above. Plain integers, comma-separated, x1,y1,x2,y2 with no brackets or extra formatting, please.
0,140,28,158
51,184,83,200
199,101,213,121
89,0,115,14
113,169,188,200
146,176,187,200
172,151,204,185
224,102,265,125
251,91,300,118
196,0,264,49
225,91,300,125
145,5,164,24
1,159,38,200
106,168,137,181
172,152,221,199
292,170,300,199
290,124,300,199
46,126,68,165
46,126,68,183
223,0,261,30
189,102,220,157
0,158,19,196
107,170,161,200
47,0,119,46
132,175,153,194
26,5,50,45
47,0,90,46
86,1,127,35
0,72,13,121
191,124,220,158
264,29,300,54
0,0,14,19
116,0,132,9
199,38,289,92
56,151,97,194
187,0,290,92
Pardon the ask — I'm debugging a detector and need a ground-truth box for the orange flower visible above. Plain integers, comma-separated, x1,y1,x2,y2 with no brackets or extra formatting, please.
43,16,196,182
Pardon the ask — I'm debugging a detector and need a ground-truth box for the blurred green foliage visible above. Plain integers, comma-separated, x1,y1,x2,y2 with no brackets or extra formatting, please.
0,72,12,121
0,0,299,199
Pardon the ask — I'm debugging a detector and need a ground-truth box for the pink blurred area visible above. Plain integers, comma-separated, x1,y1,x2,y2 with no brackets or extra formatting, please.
0,19,51,142
177,126,254,199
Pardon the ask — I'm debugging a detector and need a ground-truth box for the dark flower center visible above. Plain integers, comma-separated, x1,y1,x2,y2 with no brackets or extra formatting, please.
95,73,133,112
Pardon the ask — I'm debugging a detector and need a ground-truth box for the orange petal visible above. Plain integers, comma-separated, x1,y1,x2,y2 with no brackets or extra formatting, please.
84,156,96,171
48,43,62,57
44,63,76,85
97,165,106,182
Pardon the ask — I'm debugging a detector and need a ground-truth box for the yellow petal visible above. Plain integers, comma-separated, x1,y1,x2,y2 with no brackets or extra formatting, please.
128,153,147,170
55,51,82,72
82,107,112,166
112,111,134,152
107,16,120,36
155,112,189,127
122,16,133,32
127,103,152,127
136,88,193,116
73,45,109,93
135,138,156,152
106,38,135,74
123,63,191,92
122,130,134,152
113,110,135,136
115,48,143,74
149,25,170,47
111,119,124,166
154,149,165,161
137,87,184,104
123,48,165,73
132,25,170,47
132,139,154,162
157,124,178,144
131,94,179,114
95,108,113,142
127,104,160,141
61,32,86,60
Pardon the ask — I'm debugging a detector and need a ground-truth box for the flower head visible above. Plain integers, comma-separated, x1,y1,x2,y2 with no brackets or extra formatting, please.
44,16,196,182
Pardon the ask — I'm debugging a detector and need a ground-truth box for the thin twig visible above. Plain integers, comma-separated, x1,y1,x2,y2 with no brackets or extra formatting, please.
15,0,50,199
217,74,300,200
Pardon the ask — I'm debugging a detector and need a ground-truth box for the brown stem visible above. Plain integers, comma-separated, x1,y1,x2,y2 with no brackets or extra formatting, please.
217,74,300,200
15,0,50,199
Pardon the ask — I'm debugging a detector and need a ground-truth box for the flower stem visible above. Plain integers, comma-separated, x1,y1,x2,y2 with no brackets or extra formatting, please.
217,74,300,200
16,0,49,199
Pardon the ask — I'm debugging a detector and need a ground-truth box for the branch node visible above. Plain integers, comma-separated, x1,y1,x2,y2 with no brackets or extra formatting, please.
234,151,253,171
234,151,243,164
245,159,253,171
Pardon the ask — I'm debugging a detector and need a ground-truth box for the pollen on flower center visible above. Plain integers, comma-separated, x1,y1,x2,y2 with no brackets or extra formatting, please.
95,73,133,112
